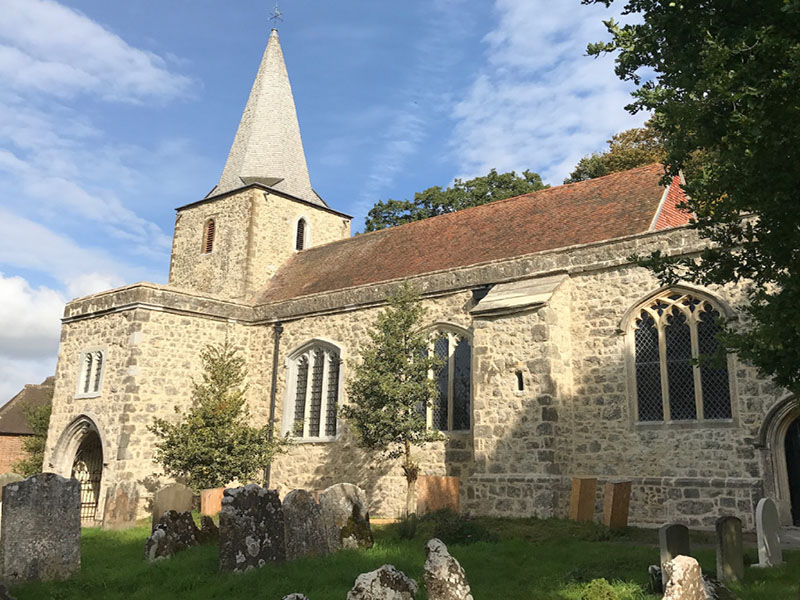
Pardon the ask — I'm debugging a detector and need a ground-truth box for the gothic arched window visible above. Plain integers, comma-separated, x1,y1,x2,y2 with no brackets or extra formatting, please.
284,341,341,440
427,326,472,432
76,349,106,397
630,290,732,422
203,219,215,254
295,218,307,250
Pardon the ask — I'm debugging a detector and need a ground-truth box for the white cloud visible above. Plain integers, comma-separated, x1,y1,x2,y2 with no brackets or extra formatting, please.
451,0,648,184
0,0,193,102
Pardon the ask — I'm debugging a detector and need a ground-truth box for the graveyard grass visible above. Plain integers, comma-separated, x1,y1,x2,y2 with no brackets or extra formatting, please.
9,517,799,600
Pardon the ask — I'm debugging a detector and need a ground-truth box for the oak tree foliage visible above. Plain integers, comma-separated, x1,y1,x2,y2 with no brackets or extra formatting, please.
364,169,547,231
585,0,800,394
149,342,290,490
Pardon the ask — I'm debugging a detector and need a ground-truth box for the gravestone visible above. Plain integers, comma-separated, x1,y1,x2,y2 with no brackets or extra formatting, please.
417,476,460,516
319,483,373,551
201,487,225,516
755,497,783,567
282,595,309,600
283,489,329,560
151,483,193,530
144,510,200,561
102,482,139,530
219,485,285,572
716,516,744,584
0,584,16,600
602,481,632,529
659,523,691,590
347,564,418,600
424,538,473,600
0,473,24,531
663,555,706,600
0,473,81,584
568,477,596,522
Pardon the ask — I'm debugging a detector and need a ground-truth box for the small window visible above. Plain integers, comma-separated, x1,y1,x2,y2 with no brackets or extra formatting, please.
427,328,472,432
295,219,307,251
76,349,105,397
203,219,215,254
285,341,341,440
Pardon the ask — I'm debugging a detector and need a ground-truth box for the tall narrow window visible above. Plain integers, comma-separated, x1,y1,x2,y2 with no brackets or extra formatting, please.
295,219,306,250
630,291,732,423
285,341,342,440
76,349,105,396
427,327,472,432
203,219,215,254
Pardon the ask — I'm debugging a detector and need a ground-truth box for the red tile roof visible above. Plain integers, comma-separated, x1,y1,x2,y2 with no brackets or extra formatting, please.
654,175,692,230
257,164,690,303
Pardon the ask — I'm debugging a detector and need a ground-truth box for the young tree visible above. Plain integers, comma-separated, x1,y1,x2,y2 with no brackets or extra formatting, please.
564,123,665,183
584,0,800,394
12,403,52,477
149,342,289,490
341,284,445,515
364,169,547,231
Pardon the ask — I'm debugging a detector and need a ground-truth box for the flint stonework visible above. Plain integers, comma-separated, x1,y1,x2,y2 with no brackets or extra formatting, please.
144,510,200,561
151,483,193,530
663,555,706,600
424,538,473,600
283,489,329,560
347,564,418,600
755,497,782,567
659,523,691,591
319,483,373,551
715,516,744,583
219,485,285,572
0,473,81,584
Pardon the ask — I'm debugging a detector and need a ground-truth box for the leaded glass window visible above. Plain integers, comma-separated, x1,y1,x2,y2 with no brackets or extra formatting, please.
631,291,732,423
427,328,471,432
286,342,342,440
76,349,105,397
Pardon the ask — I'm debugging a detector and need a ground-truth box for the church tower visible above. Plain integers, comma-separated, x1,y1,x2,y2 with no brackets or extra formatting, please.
168,29,351,301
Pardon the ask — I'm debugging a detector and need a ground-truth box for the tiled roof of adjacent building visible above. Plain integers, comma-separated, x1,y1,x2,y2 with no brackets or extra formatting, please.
257,164,690,303
0,377,54,435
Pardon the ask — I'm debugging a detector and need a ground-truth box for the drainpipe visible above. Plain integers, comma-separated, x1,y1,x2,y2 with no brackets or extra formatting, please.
264,322,283,487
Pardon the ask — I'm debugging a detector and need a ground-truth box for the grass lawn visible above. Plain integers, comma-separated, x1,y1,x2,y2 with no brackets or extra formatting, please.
8,516,800,599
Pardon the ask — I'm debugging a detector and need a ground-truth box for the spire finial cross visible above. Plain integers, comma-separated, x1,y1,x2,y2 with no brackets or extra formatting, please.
270,3,283,28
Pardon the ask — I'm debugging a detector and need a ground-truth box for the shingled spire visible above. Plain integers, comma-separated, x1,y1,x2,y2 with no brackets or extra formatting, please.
213,29,322,205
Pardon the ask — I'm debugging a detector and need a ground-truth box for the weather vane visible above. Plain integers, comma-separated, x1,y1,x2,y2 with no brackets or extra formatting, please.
270,2,284,27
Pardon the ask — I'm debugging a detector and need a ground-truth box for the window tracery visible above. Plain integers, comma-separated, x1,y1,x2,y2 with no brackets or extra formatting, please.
285,341,341,440
427,327,472,432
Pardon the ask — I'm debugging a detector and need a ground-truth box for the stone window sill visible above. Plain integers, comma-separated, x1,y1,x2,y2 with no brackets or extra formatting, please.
74,392,102,400
634,418,736,431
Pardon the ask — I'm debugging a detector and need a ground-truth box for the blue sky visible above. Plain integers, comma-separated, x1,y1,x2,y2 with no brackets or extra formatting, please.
0,0,646,402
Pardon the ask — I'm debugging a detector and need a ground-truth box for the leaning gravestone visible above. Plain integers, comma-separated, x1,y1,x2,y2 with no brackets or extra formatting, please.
219,485,286,572
0,473,81,584
659,523,691,591
424,538,473,600
756,497,783,567
716,516,744,584
0,473,24,531
663,555,706,600
319,483,373,551
151,483,193,530
347,564,418,600
144,510,200,561
283,489,329,560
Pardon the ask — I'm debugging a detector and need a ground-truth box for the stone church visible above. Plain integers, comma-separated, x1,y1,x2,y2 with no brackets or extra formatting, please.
43,30,796,530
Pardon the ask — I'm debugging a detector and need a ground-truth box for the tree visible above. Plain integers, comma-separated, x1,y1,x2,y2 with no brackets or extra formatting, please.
364,169,547,231
584,0,800,394
149,342,290,490
341,283,445,515
564,122,665,183
12,403,52,476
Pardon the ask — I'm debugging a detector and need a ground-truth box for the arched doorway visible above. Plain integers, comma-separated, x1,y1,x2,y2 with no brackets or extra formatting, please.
785,417,800,525
68,427,103,523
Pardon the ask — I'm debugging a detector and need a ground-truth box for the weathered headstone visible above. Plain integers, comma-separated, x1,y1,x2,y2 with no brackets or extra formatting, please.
144,510,200,561
347,564,418,600
102,482,139,530
151,483,193,530
424,538,473,600
568,477,596,522
602,480,632,529
319,483,374,551
197,515,219,544
663,555,706,600
219,485,285,572
756,497,783,567
0,583,16,600
282,595,309,600
0,473,81,584
417,476,460,516
659,523,691,590
716,516,744,584
0,473,24,531
283,489,329,560
201,487,225,516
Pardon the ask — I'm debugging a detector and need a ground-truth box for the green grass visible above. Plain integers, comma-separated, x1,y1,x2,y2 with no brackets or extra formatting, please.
9,517,800,600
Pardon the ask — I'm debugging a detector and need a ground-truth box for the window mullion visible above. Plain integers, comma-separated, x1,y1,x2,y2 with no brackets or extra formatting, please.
689,312,704,420
426,340,434,428
319,351,331,438
302,352,312,437
447,333,456,431
657,318,670,421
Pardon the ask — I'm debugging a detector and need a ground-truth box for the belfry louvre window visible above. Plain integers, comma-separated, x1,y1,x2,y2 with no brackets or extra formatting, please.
295,219,306,250
203,219,215,254
76,350,105,396
428,329,472,432
286,342,341,439
632,291,732,422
